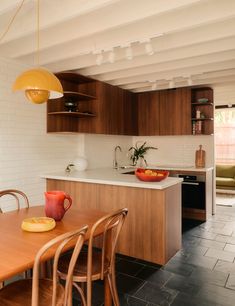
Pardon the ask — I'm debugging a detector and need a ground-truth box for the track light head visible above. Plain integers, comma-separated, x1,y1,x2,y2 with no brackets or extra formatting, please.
187,76,193,86
145,41,154,55
96,51,103,65
169,80,175,88
108,50,115,63
125,46,133,60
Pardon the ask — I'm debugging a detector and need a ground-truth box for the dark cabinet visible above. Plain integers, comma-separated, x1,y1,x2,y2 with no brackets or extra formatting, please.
137,91,160,136
91,82,137,135
47,73,136,135
47,71,212,136
137,88,191,136
159,88,191,135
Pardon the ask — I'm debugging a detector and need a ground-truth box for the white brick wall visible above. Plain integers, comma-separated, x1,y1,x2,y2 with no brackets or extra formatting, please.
132,135,214,167
0,57,83,211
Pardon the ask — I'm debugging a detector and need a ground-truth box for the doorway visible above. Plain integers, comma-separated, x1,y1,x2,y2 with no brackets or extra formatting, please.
215,106,235,206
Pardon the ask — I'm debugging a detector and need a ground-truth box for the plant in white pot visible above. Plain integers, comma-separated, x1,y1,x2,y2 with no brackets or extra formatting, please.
128,142,157,167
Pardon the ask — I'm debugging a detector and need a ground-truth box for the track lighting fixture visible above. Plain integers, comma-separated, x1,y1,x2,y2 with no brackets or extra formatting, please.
169,80,175,88
96,51,103,65
151,82,157,90
125,45,133,60
187,76,193,86
145,40,154,55
108,50,115,63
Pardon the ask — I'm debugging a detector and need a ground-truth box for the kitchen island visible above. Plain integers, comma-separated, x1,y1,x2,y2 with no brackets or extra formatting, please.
41,168,182,265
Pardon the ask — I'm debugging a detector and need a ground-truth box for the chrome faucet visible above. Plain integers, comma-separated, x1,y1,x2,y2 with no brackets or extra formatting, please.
113,146,122,169
65,163,74,173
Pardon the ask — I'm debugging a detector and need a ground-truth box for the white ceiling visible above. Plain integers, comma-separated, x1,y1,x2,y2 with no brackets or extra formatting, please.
1,0,235,92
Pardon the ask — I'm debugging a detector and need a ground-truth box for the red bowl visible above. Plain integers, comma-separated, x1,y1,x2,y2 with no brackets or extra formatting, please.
135,168,169,182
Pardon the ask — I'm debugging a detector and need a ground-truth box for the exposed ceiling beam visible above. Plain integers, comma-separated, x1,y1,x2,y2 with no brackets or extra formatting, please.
0,0,234,59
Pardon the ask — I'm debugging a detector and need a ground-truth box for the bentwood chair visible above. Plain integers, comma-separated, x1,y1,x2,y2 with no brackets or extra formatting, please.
0,225,88,306
0,189,30,288
0,189,29,212
58,208,128,306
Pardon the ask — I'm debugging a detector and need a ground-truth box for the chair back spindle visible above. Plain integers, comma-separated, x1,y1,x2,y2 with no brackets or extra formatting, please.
32,225,88,306
0,189,29,212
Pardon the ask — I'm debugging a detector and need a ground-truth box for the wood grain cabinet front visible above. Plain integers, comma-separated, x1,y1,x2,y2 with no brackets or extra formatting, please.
47,71,212,136
47,72,137,135
159,88,191,135
137,87,191,136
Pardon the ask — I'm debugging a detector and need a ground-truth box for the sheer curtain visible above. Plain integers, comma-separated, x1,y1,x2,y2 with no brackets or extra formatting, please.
215,108,235,164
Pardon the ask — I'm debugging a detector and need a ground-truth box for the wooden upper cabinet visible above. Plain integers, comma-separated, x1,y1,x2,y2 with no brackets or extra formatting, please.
78,81,137,135
159,88,191,135
47,72,137,135
47,71,207,136
47,72,97,133
137,88,191,136
137,91,160,135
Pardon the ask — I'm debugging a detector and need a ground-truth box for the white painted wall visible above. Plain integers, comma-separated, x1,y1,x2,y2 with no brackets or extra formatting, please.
0,57,83,211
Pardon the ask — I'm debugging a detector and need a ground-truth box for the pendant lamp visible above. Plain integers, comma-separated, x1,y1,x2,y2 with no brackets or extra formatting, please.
9,0,63,104
13,67,63,104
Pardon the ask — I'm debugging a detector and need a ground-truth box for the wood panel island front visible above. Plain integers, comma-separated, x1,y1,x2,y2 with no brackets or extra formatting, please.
42,169,182,265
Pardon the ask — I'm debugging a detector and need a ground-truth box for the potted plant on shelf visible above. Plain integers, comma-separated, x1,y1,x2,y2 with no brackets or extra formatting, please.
128,141,157,167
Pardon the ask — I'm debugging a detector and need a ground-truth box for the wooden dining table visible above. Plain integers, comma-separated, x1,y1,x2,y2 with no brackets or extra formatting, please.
0,205,112,305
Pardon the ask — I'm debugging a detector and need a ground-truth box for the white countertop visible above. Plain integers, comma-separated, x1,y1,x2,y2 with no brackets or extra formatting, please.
147,164,214,172
41,168,183,190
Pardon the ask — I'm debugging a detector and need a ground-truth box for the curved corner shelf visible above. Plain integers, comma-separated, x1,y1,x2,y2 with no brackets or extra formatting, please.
48,111,95,118
56,72,94,84
63,91,96,100
191,118,213,121
191,102,213,106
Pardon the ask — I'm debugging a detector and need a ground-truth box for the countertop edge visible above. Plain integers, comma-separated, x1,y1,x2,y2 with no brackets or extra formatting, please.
41,172,183,190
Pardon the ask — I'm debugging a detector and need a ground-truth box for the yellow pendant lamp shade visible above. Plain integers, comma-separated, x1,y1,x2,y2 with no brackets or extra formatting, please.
13,67,63,104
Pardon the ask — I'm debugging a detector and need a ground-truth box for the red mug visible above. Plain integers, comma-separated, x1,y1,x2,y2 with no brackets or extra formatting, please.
44,190,72,221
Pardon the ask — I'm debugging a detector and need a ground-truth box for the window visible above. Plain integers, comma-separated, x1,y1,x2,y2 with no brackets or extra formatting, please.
215,108,235,164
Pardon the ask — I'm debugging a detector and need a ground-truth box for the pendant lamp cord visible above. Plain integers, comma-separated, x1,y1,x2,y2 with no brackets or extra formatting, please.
0,0,26,43
36,0,40,67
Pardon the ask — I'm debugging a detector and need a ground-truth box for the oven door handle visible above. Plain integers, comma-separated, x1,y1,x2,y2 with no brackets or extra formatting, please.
182,181,199,186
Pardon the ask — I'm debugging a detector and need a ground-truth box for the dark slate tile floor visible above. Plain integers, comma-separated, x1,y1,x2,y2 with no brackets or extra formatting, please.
73,205,235,305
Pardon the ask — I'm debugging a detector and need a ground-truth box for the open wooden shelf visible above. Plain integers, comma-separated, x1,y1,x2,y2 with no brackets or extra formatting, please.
48,111,95,118
191,87,214,135
47,72,97,133
191,102,213,106
63,91,96,100
55,72,94,84
191,118,213,121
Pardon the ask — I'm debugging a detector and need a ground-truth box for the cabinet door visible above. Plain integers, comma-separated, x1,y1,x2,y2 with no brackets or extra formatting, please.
159,88,191,135
78,82,137,135
137,92,160,135
123,91,138,135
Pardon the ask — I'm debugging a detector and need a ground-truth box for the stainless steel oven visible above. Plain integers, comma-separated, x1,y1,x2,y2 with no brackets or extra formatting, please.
179,175,205,210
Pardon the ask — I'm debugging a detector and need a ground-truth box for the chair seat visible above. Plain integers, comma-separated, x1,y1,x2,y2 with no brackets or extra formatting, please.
0,278,64,306
58,250,109,282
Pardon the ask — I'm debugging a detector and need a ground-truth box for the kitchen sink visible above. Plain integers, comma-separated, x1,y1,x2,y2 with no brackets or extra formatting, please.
121,170,135,175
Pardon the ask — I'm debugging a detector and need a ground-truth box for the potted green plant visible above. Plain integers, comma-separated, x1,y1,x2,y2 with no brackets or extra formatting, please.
128,141,157,167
